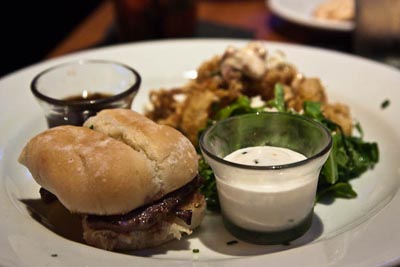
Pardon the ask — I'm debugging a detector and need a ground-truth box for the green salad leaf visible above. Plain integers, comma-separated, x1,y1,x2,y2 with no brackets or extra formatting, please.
302,100,379,201
199,157,220,212
199,83,379,209
214,95,265,121
266,83,286,112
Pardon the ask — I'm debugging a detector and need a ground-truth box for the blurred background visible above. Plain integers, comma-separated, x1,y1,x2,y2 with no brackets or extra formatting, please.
0,1,102,77
1,0,398,78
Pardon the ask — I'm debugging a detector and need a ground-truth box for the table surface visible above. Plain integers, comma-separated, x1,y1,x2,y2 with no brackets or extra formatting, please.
46,0,352,59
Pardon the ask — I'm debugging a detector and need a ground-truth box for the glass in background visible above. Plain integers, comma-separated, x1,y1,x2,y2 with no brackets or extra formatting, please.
113,0,197,42
353,0,400,68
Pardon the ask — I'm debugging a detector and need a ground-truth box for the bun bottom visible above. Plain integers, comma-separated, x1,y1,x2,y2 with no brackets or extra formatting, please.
82,191,206,251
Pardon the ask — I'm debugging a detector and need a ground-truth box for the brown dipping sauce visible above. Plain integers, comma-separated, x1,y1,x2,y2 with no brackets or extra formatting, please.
63,92,113,102
46,92,132,128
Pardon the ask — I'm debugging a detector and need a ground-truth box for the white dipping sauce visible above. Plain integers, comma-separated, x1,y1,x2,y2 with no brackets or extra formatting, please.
216,145,319,232
224,146,306,166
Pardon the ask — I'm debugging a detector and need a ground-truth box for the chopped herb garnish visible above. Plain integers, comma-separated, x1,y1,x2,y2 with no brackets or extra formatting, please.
381,99,390,109
89,125,94,129
192,249,200,253
226,240,238,245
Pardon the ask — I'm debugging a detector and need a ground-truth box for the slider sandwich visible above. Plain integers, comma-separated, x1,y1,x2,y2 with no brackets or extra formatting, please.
18,109,206,251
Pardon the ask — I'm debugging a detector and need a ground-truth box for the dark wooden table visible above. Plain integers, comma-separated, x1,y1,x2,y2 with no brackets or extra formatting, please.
46,0,353,59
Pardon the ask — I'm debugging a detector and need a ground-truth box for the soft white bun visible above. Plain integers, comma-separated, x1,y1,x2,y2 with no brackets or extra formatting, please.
19,109,199,215
82,191,206,251
83,109,198,198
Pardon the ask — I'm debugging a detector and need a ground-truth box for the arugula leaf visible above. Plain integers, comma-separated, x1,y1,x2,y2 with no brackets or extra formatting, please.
343,136,379,178
321,133,339,185
214,95,264,121
267,83,286,112
354,121,364,139
316,182,357,202
303,101,378,201
303,101,340,132
303,101,325,121
199,157,220,212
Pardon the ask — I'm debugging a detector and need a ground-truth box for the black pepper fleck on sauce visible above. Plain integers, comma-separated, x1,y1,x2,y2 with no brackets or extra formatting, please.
51,254,58,257
254,159,259,164
242,151,248,155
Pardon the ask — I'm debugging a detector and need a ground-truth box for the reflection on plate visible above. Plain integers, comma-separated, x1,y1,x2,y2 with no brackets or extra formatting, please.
0,39,400,267
268,0,354,31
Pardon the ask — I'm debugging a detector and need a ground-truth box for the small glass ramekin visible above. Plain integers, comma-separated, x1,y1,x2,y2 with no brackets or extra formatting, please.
200,112,332,245
31,60,141,128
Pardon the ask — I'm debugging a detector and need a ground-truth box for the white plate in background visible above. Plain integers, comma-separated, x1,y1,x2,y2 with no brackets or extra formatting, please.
268,0,355,31
0,39,399,266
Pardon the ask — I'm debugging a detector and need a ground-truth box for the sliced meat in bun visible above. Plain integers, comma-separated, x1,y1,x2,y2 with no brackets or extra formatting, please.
18,109,206,251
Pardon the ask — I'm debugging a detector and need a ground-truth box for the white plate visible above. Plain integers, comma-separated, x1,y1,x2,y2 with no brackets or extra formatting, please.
1,39,400,267
268,0,355,31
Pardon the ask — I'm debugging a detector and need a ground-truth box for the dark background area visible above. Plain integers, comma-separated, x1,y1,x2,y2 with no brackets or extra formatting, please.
0,1,102,78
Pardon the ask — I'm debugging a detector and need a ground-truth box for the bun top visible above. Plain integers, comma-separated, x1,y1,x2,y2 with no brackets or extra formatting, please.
19,109,198,215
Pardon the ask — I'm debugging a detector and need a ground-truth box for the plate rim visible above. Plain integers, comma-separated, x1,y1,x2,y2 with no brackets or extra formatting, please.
268,0,355,32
